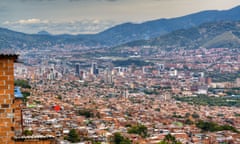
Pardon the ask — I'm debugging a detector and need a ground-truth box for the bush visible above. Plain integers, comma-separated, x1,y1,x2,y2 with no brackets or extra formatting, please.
196,120,239,133
14,79,31,89
111,132,131,144
66,129,80,143
127,124,148,138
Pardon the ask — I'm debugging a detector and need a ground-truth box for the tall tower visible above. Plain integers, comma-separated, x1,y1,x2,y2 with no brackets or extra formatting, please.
91,62,98,76
75,63,80,76
0,54,19,144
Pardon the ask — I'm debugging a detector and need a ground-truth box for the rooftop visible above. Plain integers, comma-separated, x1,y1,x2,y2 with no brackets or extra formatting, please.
0,53,19,62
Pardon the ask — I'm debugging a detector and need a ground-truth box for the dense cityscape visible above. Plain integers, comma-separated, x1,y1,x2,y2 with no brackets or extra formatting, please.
11,46,240,144
1,1,240,144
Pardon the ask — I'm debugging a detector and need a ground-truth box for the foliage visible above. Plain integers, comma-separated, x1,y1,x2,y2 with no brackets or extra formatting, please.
196,120,239,133
158,134,182,144
77,109,94,118
66,129,80,143
127,124,148,138
191,112,200,119
14,79,31,89
206,72,240,82
111,132,131,144
234,113,240,117
174,95,240,107
112,59,153,67
184,119,194,125
23,130,33,136
143,89,159,95
22,91,30,102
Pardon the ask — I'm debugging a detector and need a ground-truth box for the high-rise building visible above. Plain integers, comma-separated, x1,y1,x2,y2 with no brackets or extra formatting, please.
158,64,165,71
91,62,99,75
104,68,112,84
75,63,80,76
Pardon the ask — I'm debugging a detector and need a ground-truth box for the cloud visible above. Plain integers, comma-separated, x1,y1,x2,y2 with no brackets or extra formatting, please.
2,19,117,34
20,0,56,2
3,18,49,25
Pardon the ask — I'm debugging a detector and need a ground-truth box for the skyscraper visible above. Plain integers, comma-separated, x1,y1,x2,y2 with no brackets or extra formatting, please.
75,63,80,76
91,62,99,75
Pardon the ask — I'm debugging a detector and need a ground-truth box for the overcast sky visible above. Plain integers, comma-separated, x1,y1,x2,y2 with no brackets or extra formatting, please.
1,0,240,34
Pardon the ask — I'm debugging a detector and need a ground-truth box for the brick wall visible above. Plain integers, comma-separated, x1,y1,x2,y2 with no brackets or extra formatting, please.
0,57,15,144
14,98,23,136
15,140,55,144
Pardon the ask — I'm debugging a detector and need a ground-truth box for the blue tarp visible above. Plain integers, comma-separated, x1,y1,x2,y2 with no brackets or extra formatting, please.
14,87,23,98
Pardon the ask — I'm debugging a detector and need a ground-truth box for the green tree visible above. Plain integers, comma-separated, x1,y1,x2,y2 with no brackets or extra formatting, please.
192,112,200,119
66,129,80,143
196,120,239,133
23,130,33,136
111,132,131,144
158,134,182,144
14,79,31,88
127,124,148,138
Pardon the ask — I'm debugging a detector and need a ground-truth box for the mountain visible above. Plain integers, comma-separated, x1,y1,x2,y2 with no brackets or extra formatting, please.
120,21,240,50
37,30,51,35
93,6,240,45
1,6,240,50
0,28,97,50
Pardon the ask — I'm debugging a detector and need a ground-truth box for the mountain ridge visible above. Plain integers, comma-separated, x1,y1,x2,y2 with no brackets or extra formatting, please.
120,21,240,51
1,6,240,50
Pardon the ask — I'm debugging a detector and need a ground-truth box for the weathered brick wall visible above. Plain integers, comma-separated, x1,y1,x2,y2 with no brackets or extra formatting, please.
15,140,55,144
14,98,23,136
0,57,15,144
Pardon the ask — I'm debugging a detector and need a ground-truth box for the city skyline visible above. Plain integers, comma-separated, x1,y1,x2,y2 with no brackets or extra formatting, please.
0,0,240,34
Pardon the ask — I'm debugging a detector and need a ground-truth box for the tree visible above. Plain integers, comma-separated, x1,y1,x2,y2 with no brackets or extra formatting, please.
192,112,200,119
111,132,131,144
23,130,33,136
127,124,148,138
158,134,182,144
14,79,31,88
66,129,80,143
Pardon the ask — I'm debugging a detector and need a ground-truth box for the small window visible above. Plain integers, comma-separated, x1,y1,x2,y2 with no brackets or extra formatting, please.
1,104,9,108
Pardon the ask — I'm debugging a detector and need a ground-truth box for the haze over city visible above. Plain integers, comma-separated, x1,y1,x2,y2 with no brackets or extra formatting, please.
1,0,240,144
1,0,240,34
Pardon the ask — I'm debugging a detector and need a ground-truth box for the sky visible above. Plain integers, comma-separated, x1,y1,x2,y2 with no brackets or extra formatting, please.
0,0,240,34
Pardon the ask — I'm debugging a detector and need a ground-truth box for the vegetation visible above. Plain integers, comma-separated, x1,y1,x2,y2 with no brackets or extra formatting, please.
112,59,153,67
174,95,240,107
158,134,182,144
14,79,31,89
206,72,240,82
191,112,200,119
127,124,148,138
65,129,80,143
23,130,33,136
111,132,131,144
77,109,94,118
143,89,159,95
196,120,239,133
22,91,30,102
184,119,194,125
